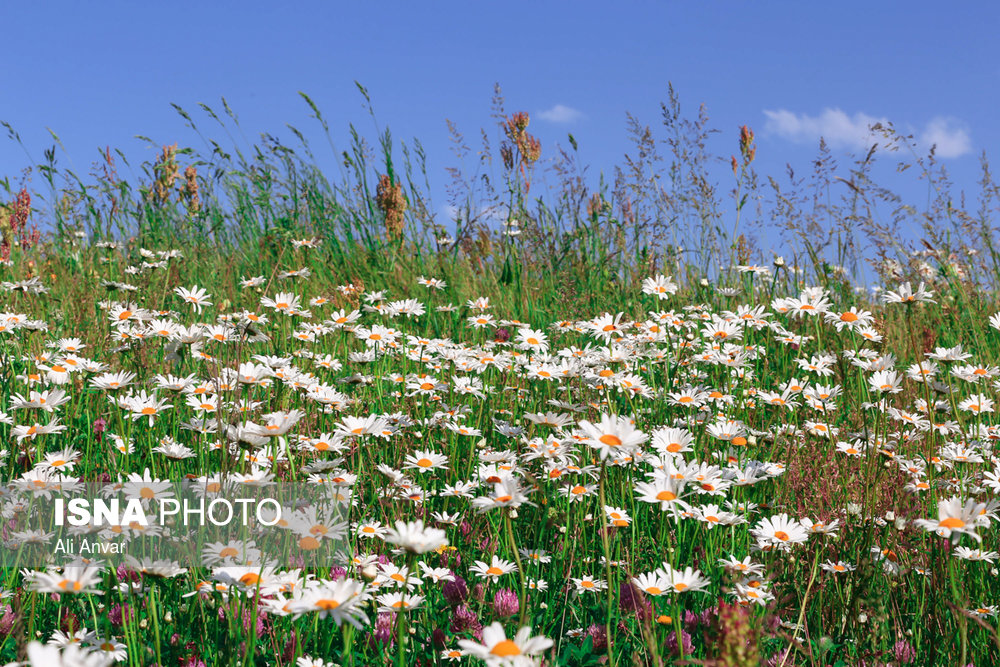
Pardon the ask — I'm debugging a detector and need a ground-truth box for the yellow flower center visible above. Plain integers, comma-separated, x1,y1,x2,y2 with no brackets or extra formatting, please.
299,536,321,550
490,640,521,656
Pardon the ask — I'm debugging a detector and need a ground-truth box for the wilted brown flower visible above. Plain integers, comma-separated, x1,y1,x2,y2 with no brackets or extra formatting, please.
182,165,201,215
376,174,407,241
503,112,541,166
509,112,529,133
738,125,756,165
736,234,750,265
11,188,30,233
520,134,541,164
152,143,179,205
586,192,607,220
1,188,35,260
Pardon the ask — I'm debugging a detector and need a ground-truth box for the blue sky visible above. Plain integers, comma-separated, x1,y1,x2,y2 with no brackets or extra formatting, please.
3,2,997,250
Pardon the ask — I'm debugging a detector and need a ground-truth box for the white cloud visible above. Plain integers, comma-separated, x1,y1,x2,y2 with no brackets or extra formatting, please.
537,104,583,124
918,117,971,158
763,108,972,158
763,108,888,151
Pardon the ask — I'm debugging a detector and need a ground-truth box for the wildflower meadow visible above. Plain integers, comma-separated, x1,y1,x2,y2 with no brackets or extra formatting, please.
1,88,999,666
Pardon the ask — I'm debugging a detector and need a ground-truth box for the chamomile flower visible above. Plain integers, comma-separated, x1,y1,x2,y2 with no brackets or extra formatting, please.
458,623,553,665
882,281,935,304
576,413,648,461
571,575,607,593
657,564,711,594
382,520,448,554
26,566,104,594
174,285,213,313
641,274,678,299
471,556,518,581
635,477,690,517
752,514,810,550
376,592,424,613
914,496,988,542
